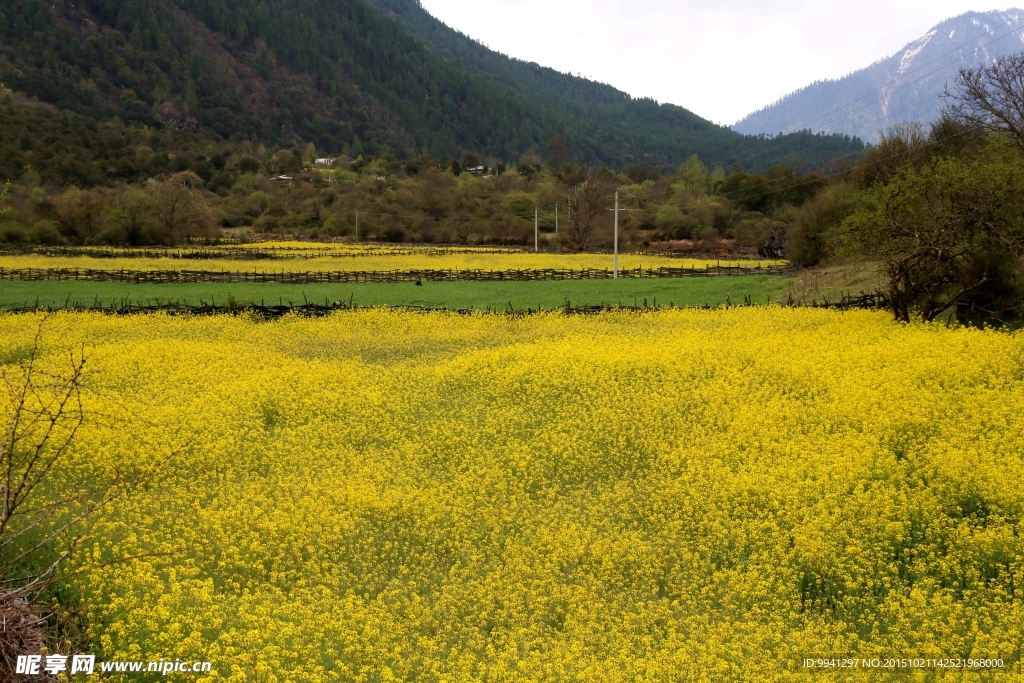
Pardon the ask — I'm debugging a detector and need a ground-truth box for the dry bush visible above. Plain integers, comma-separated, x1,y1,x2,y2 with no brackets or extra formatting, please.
0,591,58,683
0,322,169,674
566,167,615,250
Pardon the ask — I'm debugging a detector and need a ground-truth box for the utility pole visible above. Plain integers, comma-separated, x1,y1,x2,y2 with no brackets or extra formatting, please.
534,207,539,252
355,211,358,237
555,203,558,235
614,191,619,279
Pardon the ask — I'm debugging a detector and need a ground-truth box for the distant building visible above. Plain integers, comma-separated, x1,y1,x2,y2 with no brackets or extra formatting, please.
466,166,486,175
315,158,334,167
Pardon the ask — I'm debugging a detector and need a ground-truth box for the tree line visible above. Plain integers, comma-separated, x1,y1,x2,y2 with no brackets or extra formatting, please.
0,85,852,256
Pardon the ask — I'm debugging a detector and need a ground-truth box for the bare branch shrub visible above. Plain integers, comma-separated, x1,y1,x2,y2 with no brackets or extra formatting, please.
0,321,168,672
1,332,89,590
945,55,1024,150
566,167,614,250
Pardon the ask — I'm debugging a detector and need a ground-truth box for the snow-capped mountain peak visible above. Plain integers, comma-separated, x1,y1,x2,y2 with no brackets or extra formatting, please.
733,10,1024,143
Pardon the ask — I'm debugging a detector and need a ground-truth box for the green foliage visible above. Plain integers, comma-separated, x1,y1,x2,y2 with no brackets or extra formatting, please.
846,139,1024,323
654,204,686,236
786,181,860,266
676,155,709,194
500,191,535,221
718,166,828,213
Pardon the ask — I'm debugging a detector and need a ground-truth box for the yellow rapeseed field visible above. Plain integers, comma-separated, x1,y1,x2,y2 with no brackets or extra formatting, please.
0,243,782,275
1,309,1021,681
214,242,544,255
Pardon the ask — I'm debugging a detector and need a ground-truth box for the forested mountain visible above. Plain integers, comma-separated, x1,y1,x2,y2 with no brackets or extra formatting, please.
365,0,861,170
733,10,1024,143
0,0,861,175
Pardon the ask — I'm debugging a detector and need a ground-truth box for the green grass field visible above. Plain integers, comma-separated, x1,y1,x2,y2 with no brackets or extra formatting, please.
0,276,785,311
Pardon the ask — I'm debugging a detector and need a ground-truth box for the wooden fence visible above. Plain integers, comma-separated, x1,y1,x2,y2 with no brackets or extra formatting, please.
790,291,889,311
0,264,791,284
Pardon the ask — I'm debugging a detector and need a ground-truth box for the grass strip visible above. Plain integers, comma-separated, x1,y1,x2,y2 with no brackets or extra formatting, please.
0,276,786,311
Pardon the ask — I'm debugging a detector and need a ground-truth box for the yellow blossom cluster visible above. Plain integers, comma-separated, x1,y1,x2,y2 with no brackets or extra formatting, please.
0,243,782,275
0,309,1021,682
213,242,548,255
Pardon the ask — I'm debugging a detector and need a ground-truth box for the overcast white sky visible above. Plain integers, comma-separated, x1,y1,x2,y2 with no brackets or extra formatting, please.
419,0,1014,125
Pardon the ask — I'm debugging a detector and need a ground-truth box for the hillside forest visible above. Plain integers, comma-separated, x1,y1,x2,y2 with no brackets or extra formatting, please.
0,0,861,170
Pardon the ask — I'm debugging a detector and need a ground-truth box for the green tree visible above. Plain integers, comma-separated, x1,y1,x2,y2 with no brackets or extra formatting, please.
546,133,568,169
786,181,860,266
108,187,153,245
678,154,708,194
0,181,10,217
846,141,1024,323
184,79,198,117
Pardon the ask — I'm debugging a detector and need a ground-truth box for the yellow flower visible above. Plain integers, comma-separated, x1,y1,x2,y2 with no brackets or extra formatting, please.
0,308,1020,681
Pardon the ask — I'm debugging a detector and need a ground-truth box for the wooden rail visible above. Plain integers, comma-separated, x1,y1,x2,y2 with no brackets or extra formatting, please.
0,265,792,284
2,293,888,318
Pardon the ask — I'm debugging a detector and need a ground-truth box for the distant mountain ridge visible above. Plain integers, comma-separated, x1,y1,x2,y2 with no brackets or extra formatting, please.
733,10,1024,143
